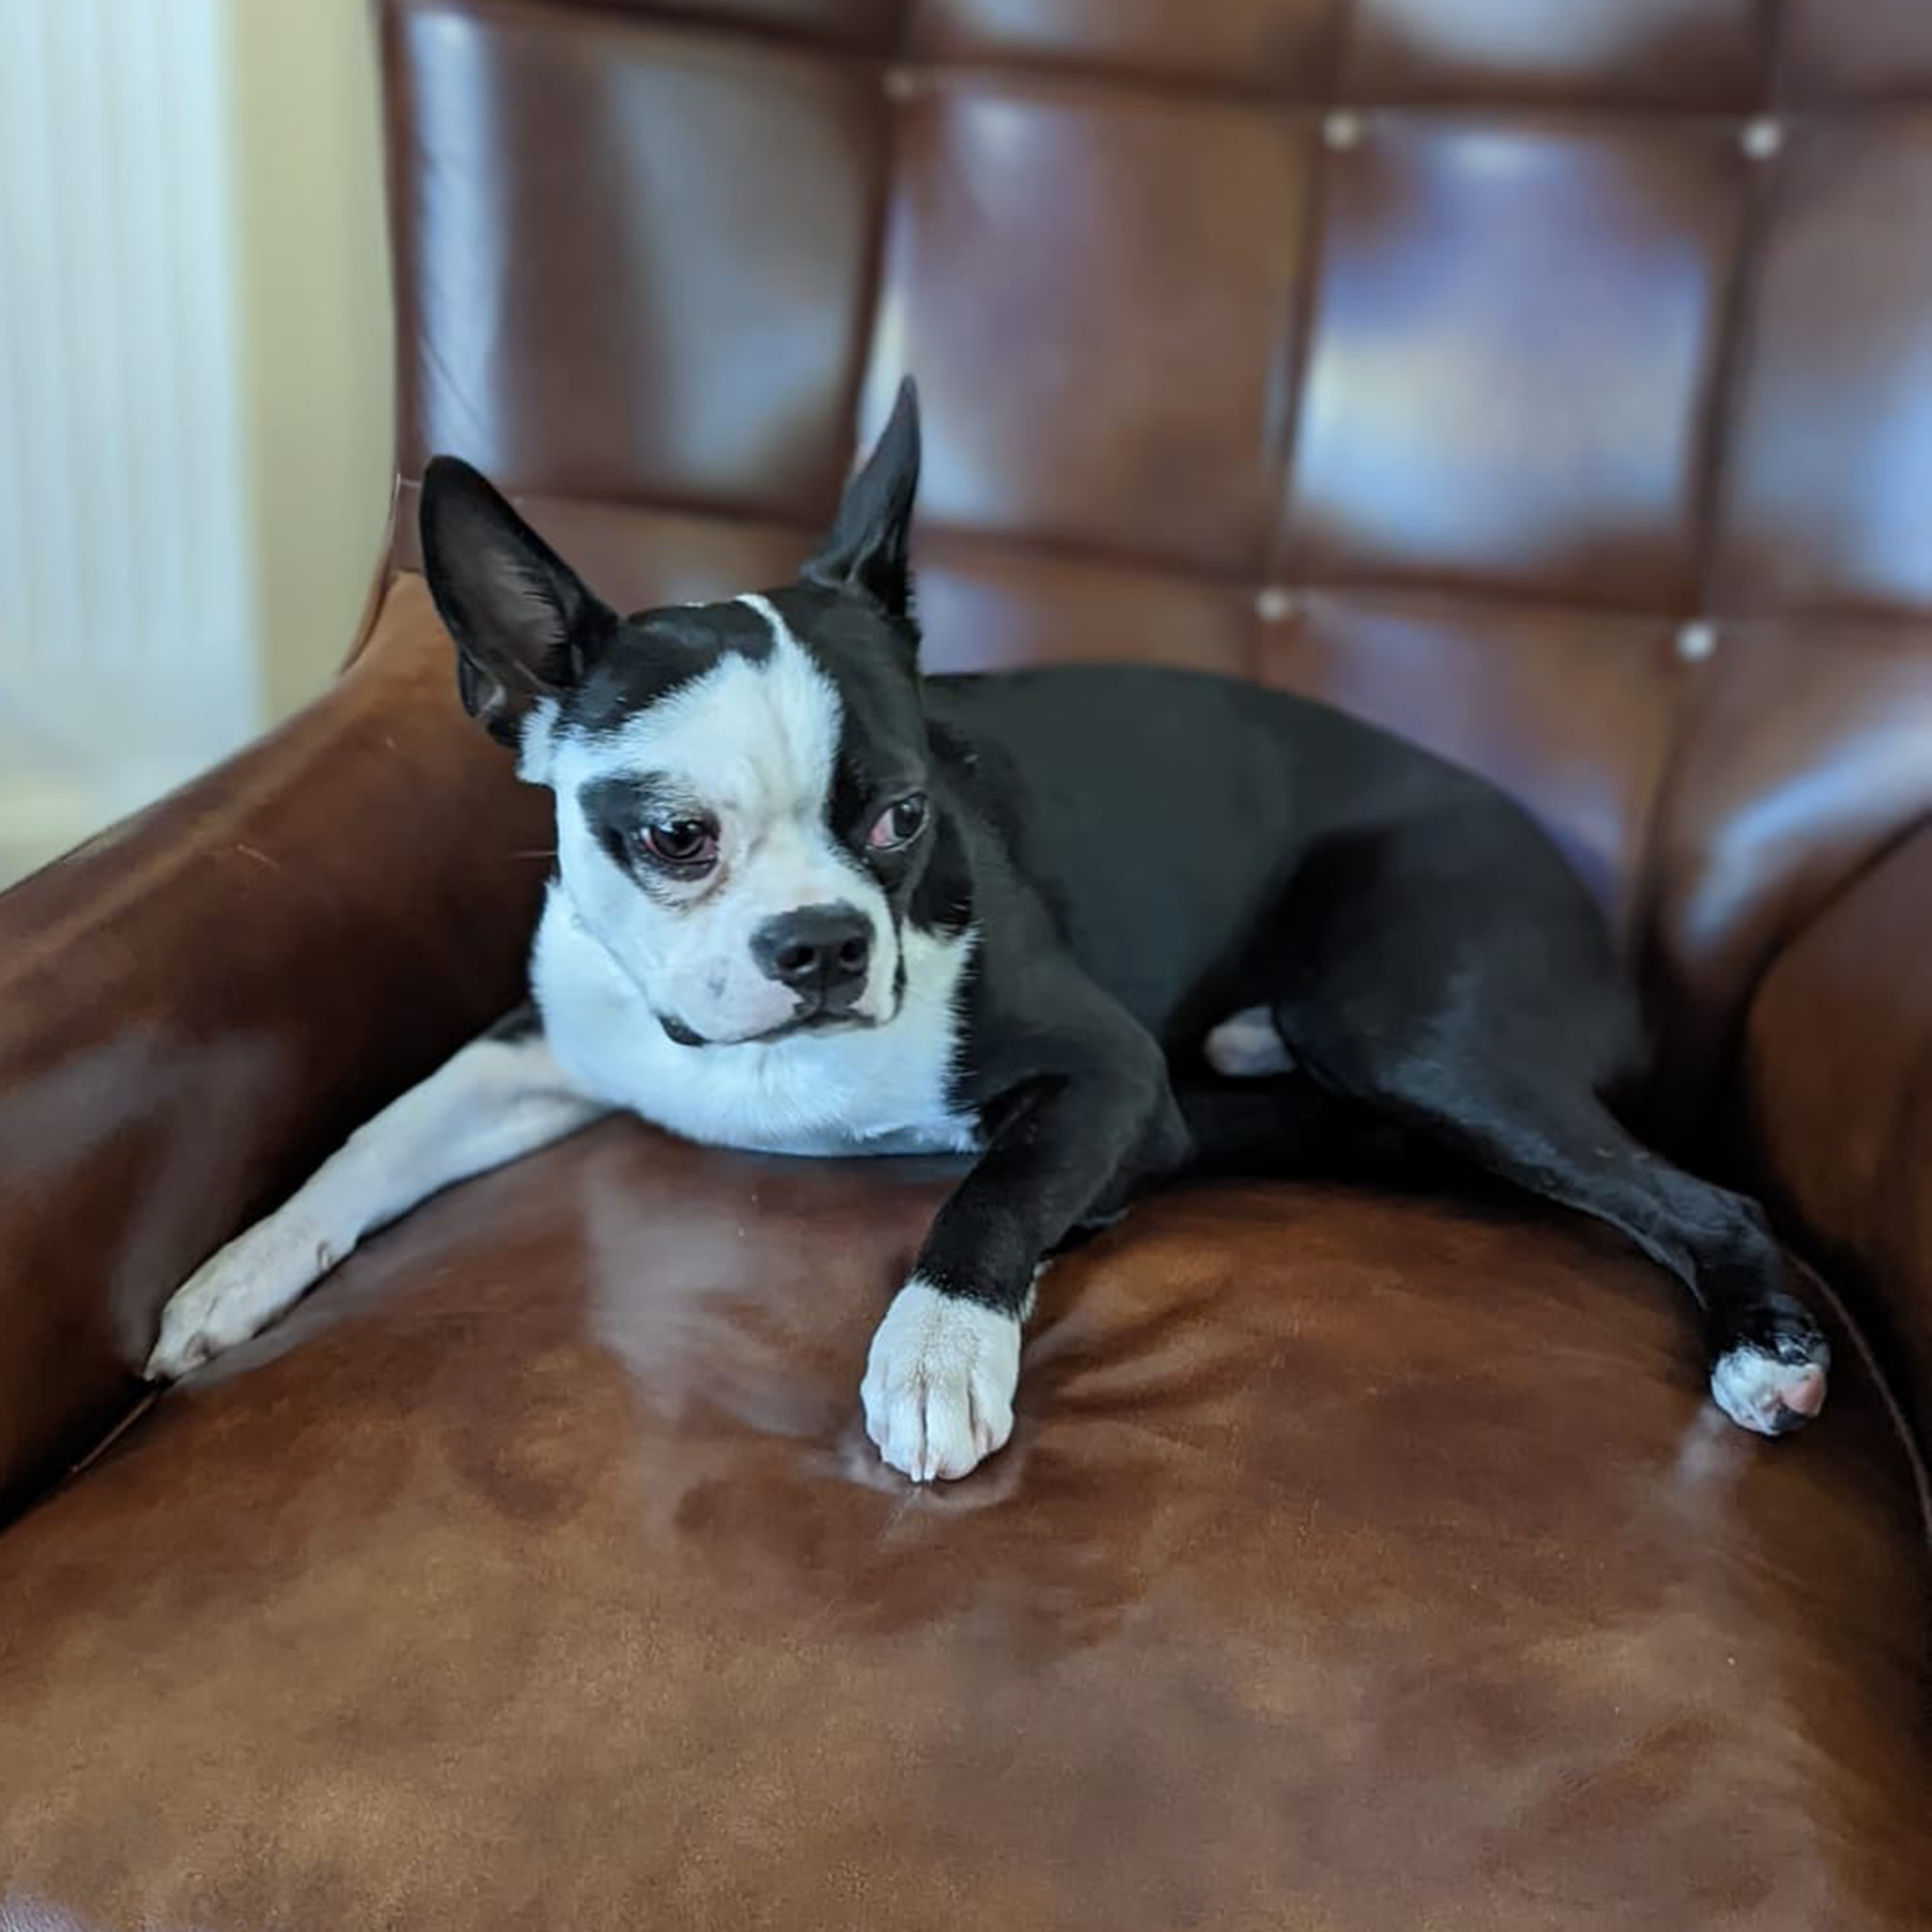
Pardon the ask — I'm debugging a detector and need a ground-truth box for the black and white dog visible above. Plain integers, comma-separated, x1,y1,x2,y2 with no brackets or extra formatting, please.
147,383,1831,1479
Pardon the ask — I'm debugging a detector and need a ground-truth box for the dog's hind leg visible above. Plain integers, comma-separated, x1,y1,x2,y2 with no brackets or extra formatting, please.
1251,810,1831,1435
145,1007,608,1379
1322,1067,1830,1435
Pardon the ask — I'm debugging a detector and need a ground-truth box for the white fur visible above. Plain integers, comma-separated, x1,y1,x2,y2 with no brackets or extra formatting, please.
146,1210,344,1379
862,1278,1022,1482
1204,1005,1293,1078
145,1033,604,1378
536,594,900,1045
534,883,979,1156
1709,1345,1828,1435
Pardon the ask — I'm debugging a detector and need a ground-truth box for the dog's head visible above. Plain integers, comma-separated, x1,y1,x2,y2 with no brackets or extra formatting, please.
420,381,948,1047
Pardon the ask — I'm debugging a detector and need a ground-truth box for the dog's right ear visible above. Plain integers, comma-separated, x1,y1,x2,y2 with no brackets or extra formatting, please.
419,456,615,745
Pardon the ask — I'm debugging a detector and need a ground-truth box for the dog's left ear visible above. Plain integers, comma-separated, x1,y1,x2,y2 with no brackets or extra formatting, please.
807,377,920,619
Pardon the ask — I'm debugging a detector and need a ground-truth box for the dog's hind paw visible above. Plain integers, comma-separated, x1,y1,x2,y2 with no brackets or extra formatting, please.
1709,1308,1831,1436
861,1278,1020,1482
1203,1006,1293,1079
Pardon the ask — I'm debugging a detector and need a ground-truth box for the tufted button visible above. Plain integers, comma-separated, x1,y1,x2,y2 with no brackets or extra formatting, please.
1740,117,1783,161
1322,111,1362,153
882,66,919,103
1675,620,1719,664
1255,586,1297,624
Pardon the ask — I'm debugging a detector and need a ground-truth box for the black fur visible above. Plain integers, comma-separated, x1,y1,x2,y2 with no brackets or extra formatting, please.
425,383,1829,1434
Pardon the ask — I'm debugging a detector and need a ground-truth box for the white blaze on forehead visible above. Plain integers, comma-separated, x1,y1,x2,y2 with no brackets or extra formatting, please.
578,592,841,819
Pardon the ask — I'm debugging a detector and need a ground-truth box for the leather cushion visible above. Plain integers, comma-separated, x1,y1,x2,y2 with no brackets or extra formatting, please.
4,1128,1925,1927
1741,822,1932,1448
0,576,546,1520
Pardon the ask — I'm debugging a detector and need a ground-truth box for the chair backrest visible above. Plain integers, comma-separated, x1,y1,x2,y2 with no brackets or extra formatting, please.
380,0,1932,1122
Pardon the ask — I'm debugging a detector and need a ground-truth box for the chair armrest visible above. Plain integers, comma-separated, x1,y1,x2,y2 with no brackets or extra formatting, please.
1734,819,1932,1430
0,575,546,1519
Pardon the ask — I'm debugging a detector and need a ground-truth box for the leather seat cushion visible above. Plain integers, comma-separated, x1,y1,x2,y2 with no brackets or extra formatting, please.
3,1124,1926,1927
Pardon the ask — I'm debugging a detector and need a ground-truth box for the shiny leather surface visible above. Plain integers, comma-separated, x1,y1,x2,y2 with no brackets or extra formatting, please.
0,580,545,1518
1740,821,1932,1441
1646,624,1932,1123
1713,117,1932,617
3,0,1930,1921
3,1130,1927,1928
384,4,888,516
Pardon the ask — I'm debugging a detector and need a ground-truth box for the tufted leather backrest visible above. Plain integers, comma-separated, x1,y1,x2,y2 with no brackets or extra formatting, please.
380,0,1932,1128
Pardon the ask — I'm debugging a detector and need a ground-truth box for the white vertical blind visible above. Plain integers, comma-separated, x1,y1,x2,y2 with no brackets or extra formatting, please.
0,0,258,876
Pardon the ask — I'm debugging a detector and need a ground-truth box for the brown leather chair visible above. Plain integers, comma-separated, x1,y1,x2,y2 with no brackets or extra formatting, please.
2,2,1928,1923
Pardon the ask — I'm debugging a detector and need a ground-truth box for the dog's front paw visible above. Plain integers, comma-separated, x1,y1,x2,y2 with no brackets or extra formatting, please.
862,1279,1021,1483
144,1213,342,1381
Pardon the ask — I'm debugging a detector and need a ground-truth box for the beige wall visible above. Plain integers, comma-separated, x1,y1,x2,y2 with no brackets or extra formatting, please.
228,0,396,721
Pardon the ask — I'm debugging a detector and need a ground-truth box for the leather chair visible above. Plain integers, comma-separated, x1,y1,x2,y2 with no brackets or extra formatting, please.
2,2,1927,1923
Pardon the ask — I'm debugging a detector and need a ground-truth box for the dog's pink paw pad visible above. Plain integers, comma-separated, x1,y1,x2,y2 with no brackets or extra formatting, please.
1710,1345,1830,1436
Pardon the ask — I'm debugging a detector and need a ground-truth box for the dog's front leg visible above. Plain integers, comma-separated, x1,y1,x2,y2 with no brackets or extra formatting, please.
145,1012,608,1379
863,1061,1183,1483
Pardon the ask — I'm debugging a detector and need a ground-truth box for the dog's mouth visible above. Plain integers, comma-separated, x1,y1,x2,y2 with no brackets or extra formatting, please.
658,1005,884,1050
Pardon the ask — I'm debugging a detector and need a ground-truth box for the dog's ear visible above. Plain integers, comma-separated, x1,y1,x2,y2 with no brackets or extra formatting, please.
807,377,920,619
419,456,615,744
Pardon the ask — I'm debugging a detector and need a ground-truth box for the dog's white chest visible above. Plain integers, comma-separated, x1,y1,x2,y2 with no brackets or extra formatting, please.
531,892,980,1158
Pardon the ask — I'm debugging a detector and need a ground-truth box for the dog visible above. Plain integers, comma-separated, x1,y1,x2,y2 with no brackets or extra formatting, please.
146,381,1832,1480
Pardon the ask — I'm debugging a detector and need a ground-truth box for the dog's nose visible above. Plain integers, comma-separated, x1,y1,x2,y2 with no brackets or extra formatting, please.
752,903,872,1006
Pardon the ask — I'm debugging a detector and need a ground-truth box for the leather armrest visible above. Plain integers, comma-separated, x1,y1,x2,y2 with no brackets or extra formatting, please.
0,575,547,1519
1734,818,1932,1429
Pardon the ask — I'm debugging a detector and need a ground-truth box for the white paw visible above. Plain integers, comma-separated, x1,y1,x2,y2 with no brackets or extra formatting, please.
861,1279,1021,1483
1709,1344,1829,1437
1204,1006,1293,1078
145,1213,342,1380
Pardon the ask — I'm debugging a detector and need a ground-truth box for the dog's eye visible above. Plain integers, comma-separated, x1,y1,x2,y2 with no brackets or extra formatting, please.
639,817,718,870
867,793,928,852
